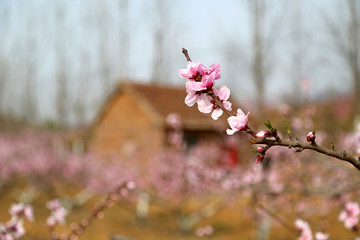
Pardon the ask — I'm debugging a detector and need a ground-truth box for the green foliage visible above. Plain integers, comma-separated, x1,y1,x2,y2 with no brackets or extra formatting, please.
264,120,273,131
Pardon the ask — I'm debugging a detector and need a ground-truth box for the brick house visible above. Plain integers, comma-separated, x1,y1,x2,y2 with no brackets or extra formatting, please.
89,82,239,164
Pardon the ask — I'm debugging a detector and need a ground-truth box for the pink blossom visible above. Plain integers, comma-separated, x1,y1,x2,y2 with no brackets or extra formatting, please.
295,219,313,240
47,208,68,227
182,62,222,110
201,71,216,89
178,61,206,79
184,80,205,107
184,93,199,107
256,130,271,138
9,203,34,222
182,62,221,90
197,94,213,113
185,71,217,94
46,199,68,227
207,63,221,80
166,113,181,129
195,225,214,237
214,85,230,101
126,181,136,190
339,201,360,229
211,86,232,120
46,216,56,228
46,199,62,211
0,230,14,240
185,79,207,92
180,61,224,119
226,109,249,135
315,232,329,240
5,220,25,239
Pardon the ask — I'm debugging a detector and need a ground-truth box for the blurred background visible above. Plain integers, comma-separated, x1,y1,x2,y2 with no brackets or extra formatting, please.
0,0,359,128
1,1,360,240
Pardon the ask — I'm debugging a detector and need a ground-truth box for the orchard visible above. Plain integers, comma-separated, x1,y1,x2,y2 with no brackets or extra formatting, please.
0,49,359,240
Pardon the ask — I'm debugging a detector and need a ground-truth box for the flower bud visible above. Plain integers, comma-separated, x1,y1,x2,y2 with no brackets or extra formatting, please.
307,131,315,143
256,130,272,138
257,146,264,153
256,154,264,163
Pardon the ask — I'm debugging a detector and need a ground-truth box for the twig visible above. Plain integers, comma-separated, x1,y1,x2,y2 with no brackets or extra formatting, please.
250,138,360,170
208,91,234,116
182,48,192,62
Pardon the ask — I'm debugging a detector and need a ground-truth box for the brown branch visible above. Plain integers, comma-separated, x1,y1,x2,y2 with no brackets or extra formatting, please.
208,91,234,116
181,48,360,171
60,183,133,240
182,48,192,62
250,138,360,170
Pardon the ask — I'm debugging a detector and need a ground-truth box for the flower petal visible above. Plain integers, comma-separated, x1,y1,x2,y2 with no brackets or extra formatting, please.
222,101,232,111
208,63,221,80
214,85,230,101
185,93,198,107
226,128,236,135
197,94,213,113
211,108,223,120
178,68,193,79
187,80,207,92
202,74,215,88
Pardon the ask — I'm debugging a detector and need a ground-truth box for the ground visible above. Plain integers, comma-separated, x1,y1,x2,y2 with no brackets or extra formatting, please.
0,181,353,240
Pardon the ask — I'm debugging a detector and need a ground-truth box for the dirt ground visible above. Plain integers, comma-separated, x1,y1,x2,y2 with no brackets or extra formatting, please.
0,184,354,240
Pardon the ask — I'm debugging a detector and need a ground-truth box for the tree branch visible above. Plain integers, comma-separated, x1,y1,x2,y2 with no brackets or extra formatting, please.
250,138,360,170
181,48,360,171
182,48,192,62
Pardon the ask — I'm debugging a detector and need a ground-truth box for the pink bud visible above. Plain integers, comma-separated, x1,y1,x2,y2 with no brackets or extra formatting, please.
96,211,104,219
81,218,89,227
307,132,315,143
256,154,264,163
256,130,271,138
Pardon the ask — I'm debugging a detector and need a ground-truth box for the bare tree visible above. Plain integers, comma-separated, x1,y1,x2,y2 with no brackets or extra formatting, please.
249,0,266,117
118,0,129,80
97,1,112,95
247,0,287,119
325,0,360,123
0,56,7,115
72,51,89,126
55,2,69,128
22,13,38,124
151,0,166,83
0,4,10,117
290,1,304,104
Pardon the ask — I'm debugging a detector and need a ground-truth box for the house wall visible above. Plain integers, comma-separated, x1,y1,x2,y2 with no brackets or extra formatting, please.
90,92,164,162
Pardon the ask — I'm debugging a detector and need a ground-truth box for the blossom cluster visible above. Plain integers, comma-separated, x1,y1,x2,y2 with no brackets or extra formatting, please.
46,199,68,228
338,201,360,229
179,61,249,135
0,203,34,240
195,225,214,237
166,113,185,150
294,219,329,240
